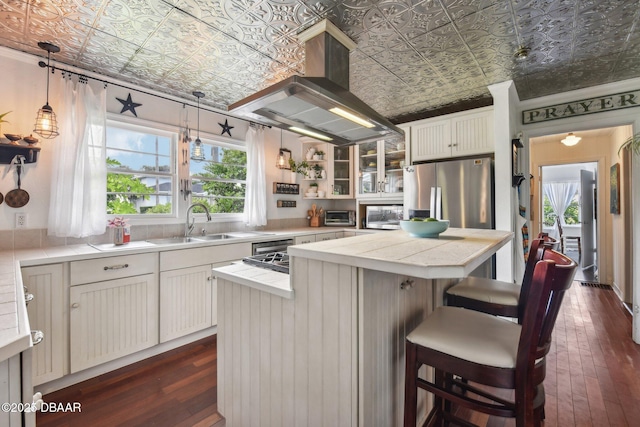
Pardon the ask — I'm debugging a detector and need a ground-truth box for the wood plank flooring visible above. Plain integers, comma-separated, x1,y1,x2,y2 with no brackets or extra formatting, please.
37,281,639,426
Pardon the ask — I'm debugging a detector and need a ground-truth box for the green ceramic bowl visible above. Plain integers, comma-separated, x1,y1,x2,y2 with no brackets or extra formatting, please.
399,219,450,238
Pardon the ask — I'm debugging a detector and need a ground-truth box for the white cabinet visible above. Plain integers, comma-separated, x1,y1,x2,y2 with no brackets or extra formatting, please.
327,145,354,198
0,355,21,427
356,139,407,199
300,138,354,199
159,243,251,342
22,264,65,386
160,265,213,343
69,253,159,373
295,231,343,245
294,234,316,245
411,107,494,162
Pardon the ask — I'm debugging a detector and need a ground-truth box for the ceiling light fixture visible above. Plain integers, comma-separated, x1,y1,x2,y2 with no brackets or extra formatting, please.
276,129,291,169
34,41,60,139
191,91,205,162
329,107,374,128
289,126,333,141
514,46,530,60
561,132,581,146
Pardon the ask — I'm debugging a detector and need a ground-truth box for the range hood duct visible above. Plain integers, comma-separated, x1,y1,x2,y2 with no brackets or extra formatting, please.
228,20,404,146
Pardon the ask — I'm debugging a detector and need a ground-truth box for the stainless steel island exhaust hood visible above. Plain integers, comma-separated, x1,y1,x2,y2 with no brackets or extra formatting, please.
228,20,404,146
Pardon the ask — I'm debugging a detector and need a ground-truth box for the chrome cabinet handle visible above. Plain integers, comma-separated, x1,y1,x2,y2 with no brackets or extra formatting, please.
25,292,34,305
104,263,129,271
71,303,80,309
31,330,44,346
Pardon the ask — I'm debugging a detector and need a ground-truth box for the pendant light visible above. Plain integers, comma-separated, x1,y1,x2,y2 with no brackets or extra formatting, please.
561,132,581,147
276,128,291,169
190,91,205,161
33,42,60,139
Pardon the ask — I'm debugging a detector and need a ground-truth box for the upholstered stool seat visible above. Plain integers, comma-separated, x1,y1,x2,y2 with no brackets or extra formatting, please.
407,306,521,368
445,234,556,319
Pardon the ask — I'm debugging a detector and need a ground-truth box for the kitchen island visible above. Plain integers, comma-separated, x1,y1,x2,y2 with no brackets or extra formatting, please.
214,227,512,427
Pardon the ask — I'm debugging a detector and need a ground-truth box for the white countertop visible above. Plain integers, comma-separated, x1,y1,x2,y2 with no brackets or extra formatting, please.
0,227,352,361
213,262,293,299
288,228,513,279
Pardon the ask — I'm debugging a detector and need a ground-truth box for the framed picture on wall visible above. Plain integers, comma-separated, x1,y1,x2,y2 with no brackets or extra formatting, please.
610,163,620,214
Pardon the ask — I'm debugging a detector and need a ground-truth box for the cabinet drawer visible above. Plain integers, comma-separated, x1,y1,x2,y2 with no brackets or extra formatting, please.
159,242,251,271
70,253,158,285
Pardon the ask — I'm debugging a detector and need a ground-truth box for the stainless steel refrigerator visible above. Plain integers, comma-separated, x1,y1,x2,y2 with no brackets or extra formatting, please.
403,157,495,277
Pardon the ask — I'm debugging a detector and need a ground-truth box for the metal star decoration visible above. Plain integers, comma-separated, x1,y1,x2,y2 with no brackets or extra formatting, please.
116,93,142,117
219,119,234,137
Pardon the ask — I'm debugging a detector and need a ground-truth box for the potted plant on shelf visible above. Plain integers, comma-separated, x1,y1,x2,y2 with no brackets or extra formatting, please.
288,158,310,182
313,150,325,160
618,132,640,157
309,182,318,193
312,163,324,179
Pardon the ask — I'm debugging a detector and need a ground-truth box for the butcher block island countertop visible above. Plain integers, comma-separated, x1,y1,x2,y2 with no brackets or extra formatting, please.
215,227,512,427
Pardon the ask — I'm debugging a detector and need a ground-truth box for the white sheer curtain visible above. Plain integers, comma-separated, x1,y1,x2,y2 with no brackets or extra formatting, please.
243,125,267,226
48,77,107,237
543,182,578,237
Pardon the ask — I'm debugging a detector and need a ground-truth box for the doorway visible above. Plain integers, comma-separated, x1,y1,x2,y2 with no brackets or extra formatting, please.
540,162,598,282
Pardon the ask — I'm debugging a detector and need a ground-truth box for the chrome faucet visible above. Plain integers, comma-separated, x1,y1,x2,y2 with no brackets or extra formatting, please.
185,203,212,237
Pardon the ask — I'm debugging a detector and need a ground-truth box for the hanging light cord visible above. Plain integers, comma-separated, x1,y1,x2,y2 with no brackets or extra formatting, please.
197,96,200,140
45,50,51,106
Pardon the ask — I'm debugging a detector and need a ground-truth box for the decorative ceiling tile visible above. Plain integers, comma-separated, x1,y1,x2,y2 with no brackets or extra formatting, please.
2,0,640,123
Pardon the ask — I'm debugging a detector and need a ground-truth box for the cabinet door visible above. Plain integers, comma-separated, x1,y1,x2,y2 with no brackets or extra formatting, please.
357,141,381,197
328,145,354,198
451,109,494,156
22,264,65,386
294,234,317,245
411,119,452,161
70,273,158,373
160,265,213,343
316,232,337,241
380,139,406,196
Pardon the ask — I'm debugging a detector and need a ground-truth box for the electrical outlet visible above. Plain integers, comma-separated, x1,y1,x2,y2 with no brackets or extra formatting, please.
15,213,27,229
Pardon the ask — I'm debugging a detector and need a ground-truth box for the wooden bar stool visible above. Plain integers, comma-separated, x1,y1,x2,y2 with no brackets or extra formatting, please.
444,233,556,320
557,216,581,261
404,248,577,427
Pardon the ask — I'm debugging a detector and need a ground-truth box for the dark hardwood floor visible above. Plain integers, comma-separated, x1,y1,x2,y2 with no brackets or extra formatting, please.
38,281,639,426
37,336,224,427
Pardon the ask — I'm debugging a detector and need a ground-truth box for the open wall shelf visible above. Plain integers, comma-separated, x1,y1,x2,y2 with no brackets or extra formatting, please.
0,144,40,164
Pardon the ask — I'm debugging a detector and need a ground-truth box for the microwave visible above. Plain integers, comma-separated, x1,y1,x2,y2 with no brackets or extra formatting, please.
365,205,403,229
324,210,356,226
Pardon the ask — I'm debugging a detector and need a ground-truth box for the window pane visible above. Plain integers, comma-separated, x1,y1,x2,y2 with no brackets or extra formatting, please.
190,141,247,215
106,123,174,215
107,173,172,214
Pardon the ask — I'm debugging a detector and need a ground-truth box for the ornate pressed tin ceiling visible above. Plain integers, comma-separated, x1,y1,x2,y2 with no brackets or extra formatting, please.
1,0,640,124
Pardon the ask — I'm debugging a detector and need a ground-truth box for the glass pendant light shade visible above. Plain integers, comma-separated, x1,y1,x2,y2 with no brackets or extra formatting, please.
34,103,59,139
275,129,291,169
190,91,206,161
191,137,205,161
34,42,60,139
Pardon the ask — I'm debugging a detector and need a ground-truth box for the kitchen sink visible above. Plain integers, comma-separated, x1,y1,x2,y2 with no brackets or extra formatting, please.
146,234,239,245
191,233,238,241
146,237,200,245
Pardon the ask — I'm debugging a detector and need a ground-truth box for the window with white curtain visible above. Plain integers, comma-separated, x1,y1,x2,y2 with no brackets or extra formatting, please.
189,137,247,216
105,120,175,215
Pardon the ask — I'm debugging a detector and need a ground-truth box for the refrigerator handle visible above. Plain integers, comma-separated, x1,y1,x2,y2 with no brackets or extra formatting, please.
430,187,436,218
436,187,442,219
